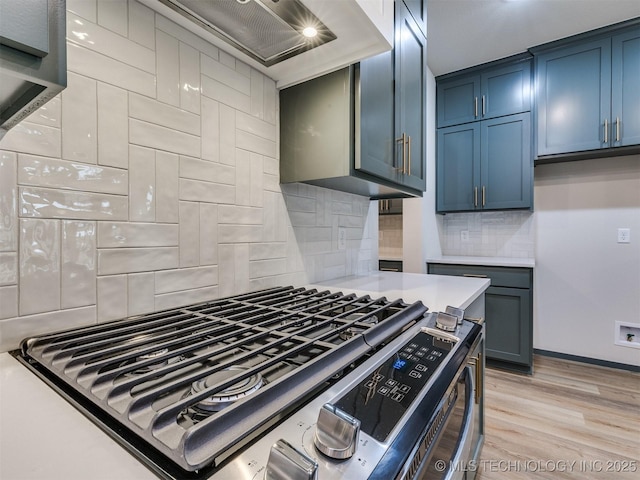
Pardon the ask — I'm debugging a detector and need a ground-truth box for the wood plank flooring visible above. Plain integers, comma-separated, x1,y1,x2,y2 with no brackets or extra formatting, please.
476,355,640,479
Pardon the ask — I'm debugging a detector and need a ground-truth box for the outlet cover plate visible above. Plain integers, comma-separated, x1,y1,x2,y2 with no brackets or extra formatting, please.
617,228,631,243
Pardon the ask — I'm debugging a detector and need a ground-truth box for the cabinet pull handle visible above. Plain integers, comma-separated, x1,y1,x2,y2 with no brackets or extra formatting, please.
396,133,406,172
475,352,483,404
407,135,411,176
482,185,486,207
482,95,486,116
474,97,478,118
474,186,478,207
604,119,608,144
463,273,488,278
616,117,620,142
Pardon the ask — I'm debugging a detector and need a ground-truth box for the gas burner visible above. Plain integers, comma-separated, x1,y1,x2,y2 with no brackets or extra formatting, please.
338,312,378,340
121,348,182,376
189,366,264,414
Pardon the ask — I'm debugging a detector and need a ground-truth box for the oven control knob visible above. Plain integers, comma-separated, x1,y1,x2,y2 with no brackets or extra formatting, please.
265,439,318,480
313,403,360,459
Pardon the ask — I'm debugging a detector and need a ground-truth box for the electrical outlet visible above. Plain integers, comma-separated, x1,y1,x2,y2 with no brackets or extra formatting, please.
617,228,631,243
338,227,347,250
460,230,469,242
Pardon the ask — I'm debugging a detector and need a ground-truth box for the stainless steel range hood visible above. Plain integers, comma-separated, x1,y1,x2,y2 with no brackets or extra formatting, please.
140,0,394,88
157,0,337,67
0,0,67,140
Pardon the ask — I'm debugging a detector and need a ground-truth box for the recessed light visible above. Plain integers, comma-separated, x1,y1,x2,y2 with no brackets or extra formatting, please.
302,26,318,38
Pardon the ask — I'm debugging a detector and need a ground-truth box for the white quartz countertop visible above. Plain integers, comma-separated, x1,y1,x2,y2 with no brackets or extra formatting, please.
0,272,489,479
308,271,490,312
426,255,535,268
0,353,156,480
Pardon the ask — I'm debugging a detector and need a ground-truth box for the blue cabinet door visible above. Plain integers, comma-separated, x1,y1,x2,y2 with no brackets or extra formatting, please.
612,29,640,147
481,62,531,120
535,38,612,156
436,123,480,212
358,51,396,180
481,113,532,210
395,0,427,192
436,74,480,128
485,286,532,366
403,0,426,38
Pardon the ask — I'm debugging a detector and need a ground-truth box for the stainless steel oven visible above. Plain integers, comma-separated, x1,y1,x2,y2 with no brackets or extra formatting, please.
13,286,484,480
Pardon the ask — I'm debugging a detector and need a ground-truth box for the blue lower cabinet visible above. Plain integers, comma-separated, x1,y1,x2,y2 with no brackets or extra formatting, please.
427,263,533,374
437,113,532,213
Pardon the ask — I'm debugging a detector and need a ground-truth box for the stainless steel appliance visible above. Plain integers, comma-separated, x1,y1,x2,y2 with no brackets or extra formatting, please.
0,0,67,139
13,286,484,480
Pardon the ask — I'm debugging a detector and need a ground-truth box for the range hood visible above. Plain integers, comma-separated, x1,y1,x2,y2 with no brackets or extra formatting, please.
156,0,337,67
140,0,394,88
0,0,67,140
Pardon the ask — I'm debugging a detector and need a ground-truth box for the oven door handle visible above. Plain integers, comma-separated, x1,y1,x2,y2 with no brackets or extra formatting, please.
444,366,475,480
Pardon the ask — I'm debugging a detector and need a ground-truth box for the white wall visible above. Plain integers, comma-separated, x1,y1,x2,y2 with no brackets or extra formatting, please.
534,155,640,366
0,0,376,352
403,66,442,273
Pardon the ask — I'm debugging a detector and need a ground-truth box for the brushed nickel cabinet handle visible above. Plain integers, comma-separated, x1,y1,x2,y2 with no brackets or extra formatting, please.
482,185,486,207
482,95,486,116
474,186,478,207
407,135,411,176
604,119,608,144
396,133,406,172
463,273,488,278
616,117,620,142
474,97,478,118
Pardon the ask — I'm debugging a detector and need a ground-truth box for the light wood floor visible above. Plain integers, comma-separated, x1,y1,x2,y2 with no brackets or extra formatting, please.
476,355,640,479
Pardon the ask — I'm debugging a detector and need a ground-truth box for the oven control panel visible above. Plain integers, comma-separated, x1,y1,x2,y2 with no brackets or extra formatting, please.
334,331,453,442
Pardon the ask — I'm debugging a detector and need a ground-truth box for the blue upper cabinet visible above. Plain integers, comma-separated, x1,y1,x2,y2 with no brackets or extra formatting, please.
612,29,640,147
437,113,532,213
394,0,427,192
359,0,426,194
437,57,531,128
403,0,427,38
533,20,640,159
535,38,612,156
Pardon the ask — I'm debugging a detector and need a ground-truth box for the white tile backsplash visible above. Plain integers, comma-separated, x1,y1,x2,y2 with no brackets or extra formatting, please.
18,154,128,194
156,29,180,107
19,219,60,315
155,151,180,223
97,274,127,322
130,93,200,136
129,145,156,221
0,253,17,286
68,42,156,97
97,222,178,248
0,122,61,158
97,82,129,168
127,272,155,315
96,0,128,37
0,152,17,252
179,42,201,114
61,221,96,309
128,0,155,50
67,12,155,74
0,286,18,320
130,118,201,157
441,211,535,258
20,186,129,220
179,201,199,267
0,1,376,352
98,247,179,275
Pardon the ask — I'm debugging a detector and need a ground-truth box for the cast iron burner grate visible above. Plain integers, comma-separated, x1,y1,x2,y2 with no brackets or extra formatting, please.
16,286,428,476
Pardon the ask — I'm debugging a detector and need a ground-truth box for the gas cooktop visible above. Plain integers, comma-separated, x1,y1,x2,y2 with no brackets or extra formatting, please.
15,286,430,479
